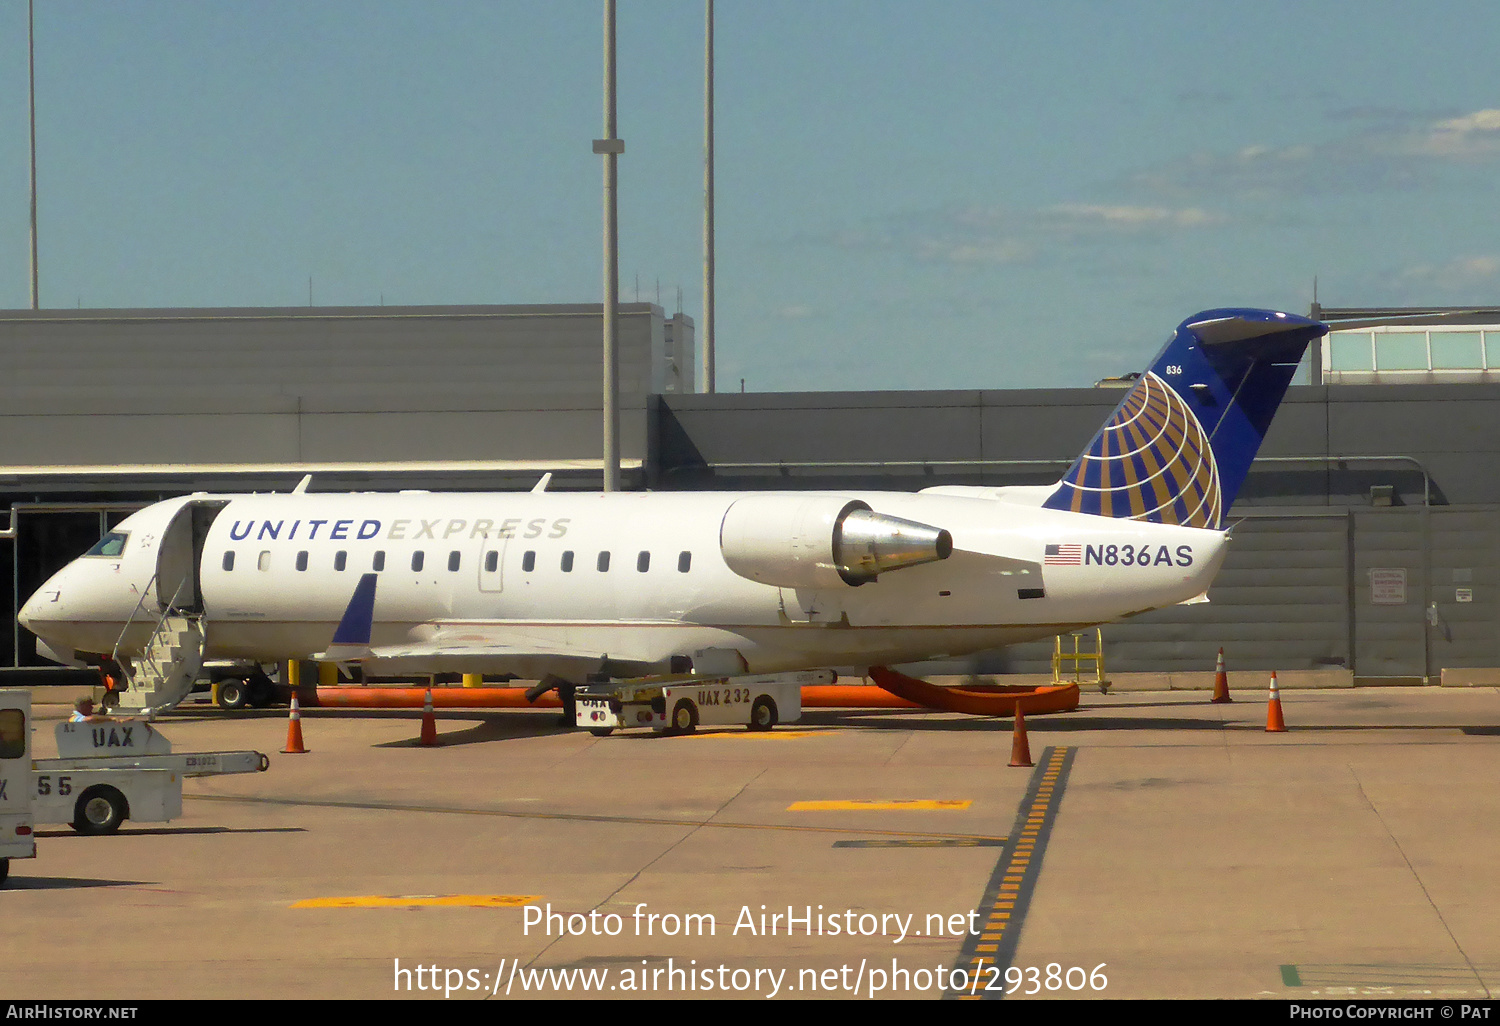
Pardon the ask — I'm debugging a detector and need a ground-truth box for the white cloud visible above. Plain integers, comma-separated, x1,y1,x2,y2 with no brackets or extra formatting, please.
914,236,1032,265
836,201,1223,266
1407,108,1500,158
1131,107,1500,198
1396,255,1500,289
1042,204,1222,229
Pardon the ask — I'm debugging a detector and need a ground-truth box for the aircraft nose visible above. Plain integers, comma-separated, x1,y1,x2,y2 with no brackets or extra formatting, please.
19,563,73,637
18,585,50,633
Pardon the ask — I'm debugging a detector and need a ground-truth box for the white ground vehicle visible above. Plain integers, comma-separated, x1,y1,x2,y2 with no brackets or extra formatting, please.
0,689,270,886
575,669,829,736
0,692,36,887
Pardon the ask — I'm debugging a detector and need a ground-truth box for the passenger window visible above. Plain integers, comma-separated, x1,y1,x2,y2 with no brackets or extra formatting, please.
222,552,235,572
258,551,271,572
522,551,535,573
637,551,650,572
373,550,386,571
561,551,574,572
296,551,309,572
334,551,347,571
597,551,611,572
412,551,425,572
485,551,499,573
448,551,461,572
678,551,691,573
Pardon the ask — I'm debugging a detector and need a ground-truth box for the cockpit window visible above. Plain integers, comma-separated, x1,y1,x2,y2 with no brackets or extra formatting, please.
85,532,128,558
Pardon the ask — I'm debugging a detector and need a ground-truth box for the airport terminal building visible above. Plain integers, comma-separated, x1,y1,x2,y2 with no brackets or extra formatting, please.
3,301,1499,684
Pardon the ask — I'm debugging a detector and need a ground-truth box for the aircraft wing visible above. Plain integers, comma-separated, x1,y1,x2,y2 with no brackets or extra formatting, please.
307,574,659,676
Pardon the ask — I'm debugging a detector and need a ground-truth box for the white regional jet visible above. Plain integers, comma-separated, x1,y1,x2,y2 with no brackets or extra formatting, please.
19,309,1327,716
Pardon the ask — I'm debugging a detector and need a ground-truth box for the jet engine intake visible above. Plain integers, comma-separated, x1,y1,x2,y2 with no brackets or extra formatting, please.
720,495,952,589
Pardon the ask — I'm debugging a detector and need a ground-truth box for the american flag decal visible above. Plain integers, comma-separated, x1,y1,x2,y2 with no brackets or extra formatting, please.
1044,543,1082,566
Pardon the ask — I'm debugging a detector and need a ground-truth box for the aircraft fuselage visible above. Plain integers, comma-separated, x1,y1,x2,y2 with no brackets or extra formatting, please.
20,487,1228,679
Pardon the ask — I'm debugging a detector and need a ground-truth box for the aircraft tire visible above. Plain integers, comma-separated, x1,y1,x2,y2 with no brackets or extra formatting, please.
671,699,698,735
72,785,128,836
0,857,8,887
217,678,249,711
748,697,778,731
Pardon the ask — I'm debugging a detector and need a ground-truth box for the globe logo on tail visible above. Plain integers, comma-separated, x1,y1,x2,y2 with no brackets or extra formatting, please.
1053,372,1222,529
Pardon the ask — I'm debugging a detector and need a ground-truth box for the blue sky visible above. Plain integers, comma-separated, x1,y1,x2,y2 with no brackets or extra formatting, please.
1,1,1498,390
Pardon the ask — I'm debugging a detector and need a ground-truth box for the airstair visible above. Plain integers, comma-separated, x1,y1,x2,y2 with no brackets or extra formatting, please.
109,577,206,717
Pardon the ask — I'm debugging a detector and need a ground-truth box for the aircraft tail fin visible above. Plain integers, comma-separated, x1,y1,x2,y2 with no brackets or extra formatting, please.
1042,309,1328,530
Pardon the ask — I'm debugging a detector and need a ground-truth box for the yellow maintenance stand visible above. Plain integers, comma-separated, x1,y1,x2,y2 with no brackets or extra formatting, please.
1053,628,1109,694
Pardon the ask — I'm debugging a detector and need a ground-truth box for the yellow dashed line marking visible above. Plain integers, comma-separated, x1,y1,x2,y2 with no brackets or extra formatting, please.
292,894,540,909
948,747,1075,1000
788,799,971,811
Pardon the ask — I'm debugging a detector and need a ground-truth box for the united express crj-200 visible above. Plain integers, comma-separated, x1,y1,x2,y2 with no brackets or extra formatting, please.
19,308,1327,715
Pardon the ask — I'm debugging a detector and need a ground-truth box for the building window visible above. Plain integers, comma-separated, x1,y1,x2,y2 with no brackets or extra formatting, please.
637,551,650,572
1431,331,1484,370
448,551,461,572
222,552,235,572
334,551,347,571
597,551,611,572
296,551,309,572
561,551,574,572
1485,331,1500,368
1375,332,1428,371
522,551,535,572
678,551,692,573
412,551,424,572
373,550,386,571
1329,332,1374,371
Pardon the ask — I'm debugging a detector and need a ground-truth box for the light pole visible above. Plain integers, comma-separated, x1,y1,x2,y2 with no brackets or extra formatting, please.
701,0,715,394
593,1,624,491
28,0,40,309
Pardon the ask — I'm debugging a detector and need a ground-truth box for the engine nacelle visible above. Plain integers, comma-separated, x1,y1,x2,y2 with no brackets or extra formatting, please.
720,495,952,589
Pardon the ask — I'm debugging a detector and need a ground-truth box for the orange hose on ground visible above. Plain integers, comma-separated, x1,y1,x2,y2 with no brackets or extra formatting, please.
800,685,922,709
867,666,1080,716
305,677,1076,715
309,685,920,710
310,687,561,709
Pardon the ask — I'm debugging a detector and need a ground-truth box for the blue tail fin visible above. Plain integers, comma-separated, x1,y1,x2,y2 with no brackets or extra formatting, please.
1042,308,1328,529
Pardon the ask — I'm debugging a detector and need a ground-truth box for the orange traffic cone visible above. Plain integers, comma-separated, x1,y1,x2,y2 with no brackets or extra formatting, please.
1265,671,1287,733
419,688,439,746
1211,648,1232,704
282,693,308,754
1009,703,1034,767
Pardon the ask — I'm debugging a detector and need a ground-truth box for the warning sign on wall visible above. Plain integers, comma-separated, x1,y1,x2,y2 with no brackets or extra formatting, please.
1369,568,1407,605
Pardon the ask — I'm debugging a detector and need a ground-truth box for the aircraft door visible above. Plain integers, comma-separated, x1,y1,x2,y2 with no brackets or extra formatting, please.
479,534,506,594
156,500,228,613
